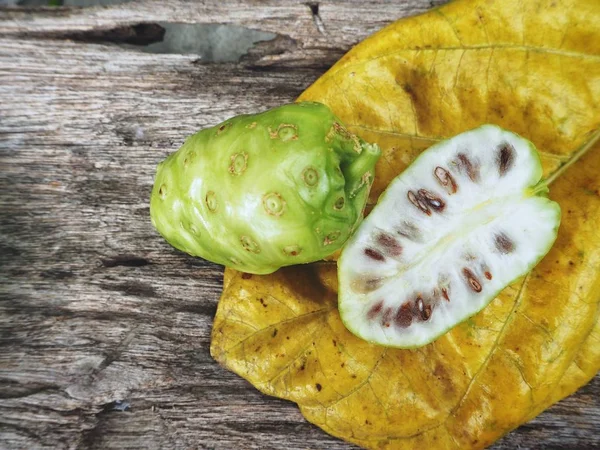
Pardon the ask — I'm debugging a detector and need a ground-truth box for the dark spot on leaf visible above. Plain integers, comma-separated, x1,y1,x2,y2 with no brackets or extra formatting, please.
315,383,322,392
272,329,278,338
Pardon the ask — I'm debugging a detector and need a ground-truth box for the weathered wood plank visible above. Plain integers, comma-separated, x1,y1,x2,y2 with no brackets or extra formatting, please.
0,1,598,449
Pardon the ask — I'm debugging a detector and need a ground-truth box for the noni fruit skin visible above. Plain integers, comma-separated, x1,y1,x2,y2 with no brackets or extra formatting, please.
150,102,381,274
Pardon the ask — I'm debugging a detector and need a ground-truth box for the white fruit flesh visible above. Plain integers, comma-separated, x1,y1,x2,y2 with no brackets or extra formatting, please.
338,125,561,348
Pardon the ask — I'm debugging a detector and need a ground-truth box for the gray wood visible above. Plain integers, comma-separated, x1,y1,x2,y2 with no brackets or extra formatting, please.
0,1,597,449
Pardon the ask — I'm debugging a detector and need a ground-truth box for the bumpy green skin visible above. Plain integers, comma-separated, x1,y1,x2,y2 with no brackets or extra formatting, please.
150,102,381,274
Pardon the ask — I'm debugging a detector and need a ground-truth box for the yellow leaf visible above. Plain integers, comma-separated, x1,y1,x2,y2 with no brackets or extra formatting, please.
211,0,600,448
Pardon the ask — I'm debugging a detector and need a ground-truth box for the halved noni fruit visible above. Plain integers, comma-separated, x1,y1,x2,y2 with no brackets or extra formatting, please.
338,125,561,348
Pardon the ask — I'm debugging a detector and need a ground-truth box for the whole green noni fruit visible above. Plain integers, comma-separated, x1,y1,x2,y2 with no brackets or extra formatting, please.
150,102,381,274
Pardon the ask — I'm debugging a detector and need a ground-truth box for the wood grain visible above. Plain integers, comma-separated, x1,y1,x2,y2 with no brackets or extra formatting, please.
0,1,598,449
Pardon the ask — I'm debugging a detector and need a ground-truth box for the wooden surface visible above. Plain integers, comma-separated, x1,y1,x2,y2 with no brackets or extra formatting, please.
0,1,598,449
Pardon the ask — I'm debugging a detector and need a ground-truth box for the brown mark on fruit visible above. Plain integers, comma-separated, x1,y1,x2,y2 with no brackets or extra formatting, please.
367,300,384,320
497,142,515,176
434,167,458,194
334,196,346,210
269,123,298,141
495,232,515,254
241,236,260,253
246,121,257,129
326,122,362,153
463,268,482,292
205,191,218,212
283,245,301,257
216,122,231,135
364,248,385,261
158,184,167,199
324,231,340,246
457,153,480,181
376,232,403,257
302,166,319,187
263,192,286,216
229,152,248,175
395,303,413,328
351,172,373,198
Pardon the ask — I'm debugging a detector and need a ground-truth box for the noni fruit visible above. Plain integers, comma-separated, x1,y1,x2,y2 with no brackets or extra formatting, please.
150,102,381,274
338,125,561,348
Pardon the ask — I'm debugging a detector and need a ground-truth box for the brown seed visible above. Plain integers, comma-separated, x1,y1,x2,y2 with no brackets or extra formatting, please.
421,304,432,321
367,301,384,320
415,296,432,321
381,307,394,328
394,303,413,328
495,232,515,254
351,276,384,294
364,248,385,261
457,153,479,182
441,287,450,302
462,268,482,293
408,190,431,215
497,143,515,176
484,271,492,280
396,222,420,241
417,189,445,212
376,232,403,257
434,166,458,194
